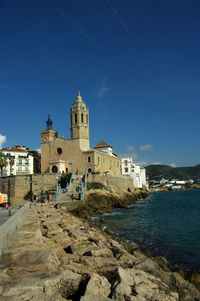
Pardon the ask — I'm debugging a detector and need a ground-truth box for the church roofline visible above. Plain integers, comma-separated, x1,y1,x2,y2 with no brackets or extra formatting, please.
94,140,112,149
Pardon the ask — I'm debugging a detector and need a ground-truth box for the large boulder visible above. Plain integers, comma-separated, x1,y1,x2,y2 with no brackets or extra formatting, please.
85,273,111,297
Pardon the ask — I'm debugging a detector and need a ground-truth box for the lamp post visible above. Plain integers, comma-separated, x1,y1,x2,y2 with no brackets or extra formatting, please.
7,179,11,205
56,176,58,202
30,175,33,202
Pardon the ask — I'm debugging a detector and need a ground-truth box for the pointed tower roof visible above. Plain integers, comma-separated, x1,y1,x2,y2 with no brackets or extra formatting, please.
75,91,84,103
94,140,112,149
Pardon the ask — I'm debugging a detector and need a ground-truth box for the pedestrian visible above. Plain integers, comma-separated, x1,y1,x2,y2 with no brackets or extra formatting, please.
6,204,8,210
8,209,11,216
47,194,52,202
71,194,74,201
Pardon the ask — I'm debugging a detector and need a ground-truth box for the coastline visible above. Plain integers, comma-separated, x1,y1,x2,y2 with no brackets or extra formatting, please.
69,189,200,291
149,185,200,193
0,190,200,300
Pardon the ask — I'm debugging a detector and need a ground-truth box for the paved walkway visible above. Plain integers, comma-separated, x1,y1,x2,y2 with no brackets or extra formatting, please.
0,206,20,226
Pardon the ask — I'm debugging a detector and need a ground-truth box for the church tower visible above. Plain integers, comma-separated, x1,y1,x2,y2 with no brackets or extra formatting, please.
70,92,90,151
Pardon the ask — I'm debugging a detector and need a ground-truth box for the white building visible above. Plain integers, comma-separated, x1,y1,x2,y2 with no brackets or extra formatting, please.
1,146,34,176
121,157,147,189
94,141,117,157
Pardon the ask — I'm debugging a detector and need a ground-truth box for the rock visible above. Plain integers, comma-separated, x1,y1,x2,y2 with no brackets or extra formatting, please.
112,281,132,300
191,272,200,291
44,269,82,299
81,294,115,301
172,272,200,300
85,273,111,297
80,256,119,275
112,267,179,301
0,285,3,295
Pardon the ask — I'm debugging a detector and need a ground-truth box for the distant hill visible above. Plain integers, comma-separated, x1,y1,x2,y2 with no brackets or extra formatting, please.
146,164,200,182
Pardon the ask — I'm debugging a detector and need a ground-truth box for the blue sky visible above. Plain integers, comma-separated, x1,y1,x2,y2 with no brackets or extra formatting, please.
0,0,200,167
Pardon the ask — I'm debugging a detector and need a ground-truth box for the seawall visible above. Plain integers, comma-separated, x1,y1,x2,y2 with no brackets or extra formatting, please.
0,202,200,300
0,203,29,257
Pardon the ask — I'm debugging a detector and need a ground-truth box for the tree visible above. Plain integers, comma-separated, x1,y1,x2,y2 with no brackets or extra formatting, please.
0,151,8,176
8,156,15,175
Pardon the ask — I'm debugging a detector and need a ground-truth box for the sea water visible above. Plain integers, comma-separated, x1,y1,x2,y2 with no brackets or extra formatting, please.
100,190,200,273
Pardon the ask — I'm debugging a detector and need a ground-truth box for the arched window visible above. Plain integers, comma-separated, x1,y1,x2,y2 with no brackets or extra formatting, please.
86,114,88,124
81,113,84,123
88,156,91,163
75,113,77,123
57,147,62,155
52,166,58,173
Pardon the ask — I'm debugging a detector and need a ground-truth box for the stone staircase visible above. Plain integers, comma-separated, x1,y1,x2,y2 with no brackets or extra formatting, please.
58,175,83,202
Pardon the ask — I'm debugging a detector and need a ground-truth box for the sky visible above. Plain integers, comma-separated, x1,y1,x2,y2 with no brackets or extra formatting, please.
0,0,200,167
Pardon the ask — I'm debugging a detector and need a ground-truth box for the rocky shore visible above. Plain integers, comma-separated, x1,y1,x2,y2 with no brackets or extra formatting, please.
0,190,200,300
69,189,149,218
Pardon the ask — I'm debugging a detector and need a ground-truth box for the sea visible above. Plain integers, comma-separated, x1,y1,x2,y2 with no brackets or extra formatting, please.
96,189,200,273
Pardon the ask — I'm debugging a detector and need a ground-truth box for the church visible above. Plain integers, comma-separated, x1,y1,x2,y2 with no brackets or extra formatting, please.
41,92,121,175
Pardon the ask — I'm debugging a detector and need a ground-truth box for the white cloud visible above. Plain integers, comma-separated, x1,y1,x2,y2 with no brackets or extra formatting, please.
170,163,177,168
97,77,111,98
135,161,148,167
0,134,6,149
36,148,41,153
126,145,135,152
139,144,154,152
151,162,161,165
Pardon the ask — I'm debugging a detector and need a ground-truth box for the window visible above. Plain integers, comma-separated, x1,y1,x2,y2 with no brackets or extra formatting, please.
25,166,29,171
88,156,91,163
81,113,84,123
25,159,29,165
88,168,92,173
114,161,116,166
18,159,22,165
124,160,128,166
110,160,112,167
18,166,22,171
103,158,105,164
125,167,128,173
57,147,62,155
75,113,77,123
117,162,119,167
97,157,100,164
86,114,88,124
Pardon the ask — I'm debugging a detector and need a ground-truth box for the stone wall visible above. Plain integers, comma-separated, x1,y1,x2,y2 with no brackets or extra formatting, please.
87,173,134,192
0,203,30,258
0,174,57,205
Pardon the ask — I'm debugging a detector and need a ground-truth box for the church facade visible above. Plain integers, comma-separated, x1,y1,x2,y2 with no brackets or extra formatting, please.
41,92,121,175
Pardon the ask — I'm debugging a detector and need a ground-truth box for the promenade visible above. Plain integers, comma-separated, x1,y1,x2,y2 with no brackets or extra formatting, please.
0,206,20,226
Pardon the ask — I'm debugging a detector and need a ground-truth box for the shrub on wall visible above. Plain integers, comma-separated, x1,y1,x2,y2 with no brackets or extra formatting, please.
59,173,72,188
87,182,105,190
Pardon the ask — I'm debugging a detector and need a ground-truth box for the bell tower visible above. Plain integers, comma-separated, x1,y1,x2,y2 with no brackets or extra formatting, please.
70,92,90,151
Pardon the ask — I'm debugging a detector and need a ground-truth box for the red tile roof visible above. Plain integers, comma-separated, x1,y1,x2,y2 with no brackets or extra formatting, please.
2,148,27,152
94,141,112,149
